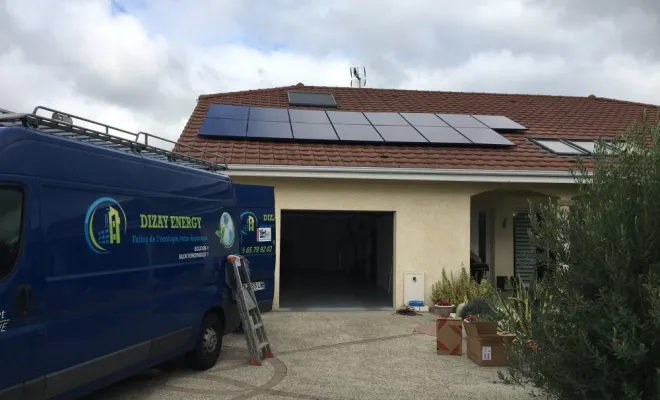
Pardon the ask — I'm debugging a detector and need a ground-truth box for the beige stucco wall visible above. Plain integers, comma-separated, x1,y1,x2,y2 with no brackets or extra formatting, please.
233,177,483,309
233,176,578,309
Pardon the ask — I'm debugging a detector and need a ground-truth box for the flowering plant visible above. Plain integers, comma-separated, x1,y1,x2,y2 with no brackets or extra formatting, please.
436,299,453,306
527,340,539,352
464,314,478,322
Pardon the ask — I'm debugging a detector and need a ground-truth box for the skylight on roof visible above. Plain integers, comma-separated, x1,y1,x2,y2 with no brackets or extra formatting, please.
531,139,586,155
531,138,614,156
287,91,337,108
567,140,613,154
610,141,643,154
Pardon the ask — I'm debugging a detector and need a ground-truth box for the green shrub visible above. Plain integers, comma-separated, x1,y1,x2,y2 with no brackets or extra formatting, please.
430,265,493,306
496,115,660,400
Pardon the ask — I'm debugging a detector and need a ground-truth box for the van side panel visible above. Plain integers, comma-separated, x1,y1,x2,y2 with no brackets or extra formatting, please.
0,129,240,398
235,184,276,311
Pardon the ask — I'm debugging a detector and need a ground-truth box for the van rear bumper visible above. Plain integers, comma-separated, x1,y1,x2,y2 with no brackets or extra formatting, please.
258,300,273,313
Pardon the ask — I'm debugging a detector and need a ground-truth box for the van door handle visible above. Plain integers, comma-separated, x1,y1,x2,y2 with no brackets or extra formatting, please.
17,284,32,317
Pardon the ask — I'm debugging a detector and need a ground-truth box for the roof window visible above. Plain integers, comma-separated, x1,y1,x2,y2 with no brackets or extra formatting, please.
530,138,612,156
287,91,337,108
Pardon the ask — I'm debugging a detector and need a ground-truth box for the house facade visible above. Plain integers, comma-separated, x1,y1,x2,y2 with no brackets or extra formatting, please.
174,84,657,311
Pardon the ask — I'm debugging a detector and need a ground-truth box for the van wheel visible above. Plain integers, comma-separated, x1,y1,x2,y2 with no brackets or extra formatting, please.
186,313,223,371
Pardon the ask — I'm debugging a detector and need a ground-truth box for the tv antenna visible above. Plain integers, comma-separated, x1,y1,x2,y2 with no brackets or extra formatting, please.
350,66,367,88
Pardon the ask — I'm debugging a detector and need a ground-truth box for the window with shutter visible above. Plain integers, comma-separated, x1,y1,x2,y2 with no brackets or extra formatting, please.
513,213,537,286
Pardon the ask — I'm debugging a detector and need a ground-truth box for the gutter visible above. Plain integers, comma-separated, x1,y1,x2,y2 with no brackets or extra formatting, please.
225,164,582,184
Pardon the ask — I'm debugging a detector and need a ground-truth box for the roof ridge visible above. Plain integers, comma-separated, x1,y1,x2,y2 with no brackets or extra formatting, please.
198,84,660,107
587,95,660,110
198,84,302,100
297,86,660,106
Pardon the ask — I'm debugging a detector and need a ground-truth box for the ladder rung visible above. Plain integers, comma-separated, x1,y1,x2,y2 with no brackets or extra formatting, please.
258,342,269,350
252,322,263,330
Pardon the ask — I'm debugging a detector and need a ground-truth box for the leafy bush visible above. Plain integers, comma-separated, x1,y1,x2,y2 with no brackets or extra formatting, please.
492,278,552,338
496,115,660,400
488,278,553,390
431,265,493,306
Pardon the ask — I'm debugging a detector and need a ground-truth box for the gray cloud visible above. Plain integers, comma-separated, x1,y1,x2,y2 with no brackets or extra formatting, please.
1,0,659,143
163,0,660,92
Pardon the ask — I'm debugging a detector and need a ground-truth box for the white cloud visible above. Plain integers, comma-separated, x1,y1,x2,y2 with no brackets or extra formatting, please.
1,0,660,145
401,51,569,93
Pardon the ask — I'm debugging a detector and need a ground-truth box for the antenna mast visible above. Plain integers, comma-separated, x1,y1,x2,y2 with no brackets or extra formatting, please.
350,66,367,88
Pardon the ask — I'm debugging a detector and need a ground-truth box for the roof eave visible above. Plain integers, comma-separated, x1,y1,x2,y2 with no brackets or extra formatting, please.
225,164,582,184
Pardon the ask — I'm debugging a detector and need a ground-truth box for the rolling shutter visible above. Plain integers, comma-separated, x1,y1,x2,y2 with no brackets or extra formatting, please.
513,213,536,285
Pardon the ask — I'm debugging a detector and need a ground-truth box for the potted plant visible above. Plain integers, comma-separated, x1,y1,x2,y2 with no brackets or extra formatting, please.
431,265,495,314
431,299,454,318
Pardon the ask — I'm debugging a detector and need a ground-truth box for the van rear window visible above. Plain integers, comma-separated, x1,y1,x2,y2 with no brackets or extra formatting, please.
0,187,23,281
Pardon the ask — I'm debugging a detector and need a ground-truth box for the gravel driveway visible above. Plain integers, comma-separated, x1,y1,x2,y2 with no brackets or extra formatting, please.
86,311,535,400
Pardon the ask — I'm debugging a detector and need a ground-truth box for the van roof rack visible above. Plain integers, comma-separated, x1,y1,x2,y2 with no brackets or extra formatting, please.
0,105,228,171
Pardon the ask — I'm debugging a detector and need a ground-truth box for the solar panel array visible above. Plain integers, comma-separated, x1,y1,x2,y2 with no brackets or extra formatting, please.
198,105,527,147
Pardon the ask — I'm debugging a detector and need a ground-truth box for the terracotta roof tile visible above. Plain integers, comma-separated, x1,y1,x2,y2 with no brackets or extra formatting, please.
174,84,660,171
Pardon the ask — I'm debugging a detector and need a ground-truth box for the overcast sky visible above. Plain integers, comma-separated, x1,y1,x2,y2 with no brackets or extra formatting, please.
2,0,660,142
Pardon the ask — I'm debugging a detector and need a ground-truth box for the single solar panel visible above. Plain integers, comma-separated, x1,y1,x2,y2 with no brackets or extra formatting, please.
415,126,471,144
472,115,528,131
375,126,428,143
198,118,247,138
400,113,448,127
326,111,370,125
291,123,339,140
454,127,514,146
437,114,486,128
249,107,290,122
364,112,410,126
289,109,330,124
287,91,337,108
206,104,249,120
247,120,293,139
334,124,384,142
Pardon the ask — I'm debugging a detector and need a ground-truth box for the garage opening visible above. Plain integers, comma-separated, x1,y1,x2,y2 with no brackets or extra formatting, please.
279,210,394,310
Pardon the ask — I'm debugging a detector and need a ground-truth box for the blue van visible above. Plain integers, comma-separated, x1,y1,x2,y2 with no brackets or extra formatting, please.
0,107,274,399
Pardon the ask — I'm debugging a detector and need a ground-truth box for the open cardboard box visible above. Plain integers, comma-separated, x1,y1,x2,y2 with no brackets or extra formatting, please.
463,320,498,335
464,320,515,367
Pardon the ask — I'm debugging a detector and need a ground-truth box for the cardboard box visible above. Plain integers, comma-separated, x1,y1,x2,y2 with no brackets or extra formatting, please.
466,333,515,366
436,317,463,356
463,320,498,336
464,320,515,366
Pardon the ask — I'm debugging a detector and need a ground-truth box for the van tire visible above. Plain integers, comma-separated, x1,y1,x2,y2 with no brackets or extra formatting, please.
186,313,223,371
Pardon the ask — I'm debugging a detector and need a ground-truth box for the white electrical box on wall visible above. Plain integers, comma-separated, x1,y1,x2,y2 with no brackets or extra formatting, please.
403,272,427,311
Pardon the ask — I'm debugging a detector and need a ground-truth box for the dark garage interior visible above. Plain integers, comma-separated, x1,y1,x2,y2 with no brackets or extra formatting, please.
279,210,394,310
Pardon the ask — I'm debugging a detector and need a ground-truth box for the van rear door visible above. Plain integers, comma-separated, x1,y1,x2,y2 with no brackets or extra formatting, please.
0,183,46,396
235,184,275,312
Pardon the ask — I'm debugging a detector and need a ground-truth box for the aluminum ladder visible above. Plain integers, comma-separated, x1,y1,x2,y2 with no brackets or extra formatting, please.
227,255,273,366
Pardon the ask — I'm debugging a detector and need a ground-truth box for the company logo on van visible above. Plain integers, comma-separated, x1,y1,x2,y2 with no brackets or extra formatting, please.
215,212,235,248
84,197,127,254
240,212,258,234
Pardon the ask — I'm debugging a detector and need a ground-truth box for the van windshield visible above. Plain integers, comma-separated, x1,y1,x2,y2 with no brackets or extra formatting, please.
0,187,23,281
